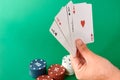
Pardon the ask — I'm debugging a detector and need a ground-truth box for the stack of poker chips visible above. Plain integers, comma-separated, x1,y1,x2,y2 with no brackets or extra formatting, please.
29,59,47,78
37,75,53,80
62,55,74,75
29,55,74,80
48,64,66,80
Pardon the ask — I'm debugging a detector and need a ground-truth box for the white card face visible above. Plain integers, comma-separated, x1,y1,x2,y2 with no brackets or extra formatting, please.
49,21,73,54
66,1,74,35
73,3,94,44
66,1,76,54
55,7,74,54
66,2,88,54
66,2,87,34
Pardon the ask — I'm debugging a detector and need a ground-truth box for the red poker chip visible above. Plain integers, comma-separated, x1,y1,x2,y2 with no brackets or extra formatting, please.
48,64,66,80
37,75,53,80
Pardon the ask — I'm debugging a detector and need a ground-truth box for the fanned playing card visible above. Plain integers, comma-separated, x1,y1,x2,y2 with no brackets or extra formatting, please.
55,7,74,54
72,3,94,44
49,21,73,54
65,1,76,54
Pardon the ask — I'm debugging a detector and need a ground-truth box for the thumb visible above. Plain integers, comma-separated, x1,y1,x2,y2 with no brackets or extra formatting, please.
75,39,94,60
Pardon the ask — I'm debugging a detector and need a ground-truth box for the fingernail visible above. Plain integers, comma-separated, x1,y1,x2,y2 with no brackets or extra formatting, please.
76,39,83,46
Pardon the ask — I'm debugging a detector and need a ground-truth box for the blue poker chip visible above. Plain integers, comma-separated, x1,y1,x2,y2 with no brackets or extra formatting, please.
29,59,47,78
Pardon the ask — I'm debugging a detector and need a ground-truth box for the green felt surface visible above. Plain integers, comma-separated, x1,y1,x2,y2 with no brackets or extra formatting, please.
0,0,120,80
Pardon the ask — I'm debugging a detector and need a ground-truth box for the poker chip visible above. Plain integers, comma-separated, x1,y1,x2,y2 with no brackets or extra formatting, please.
29,59,47,78
48,64,66,80
37,75,53,80
62,55,74,75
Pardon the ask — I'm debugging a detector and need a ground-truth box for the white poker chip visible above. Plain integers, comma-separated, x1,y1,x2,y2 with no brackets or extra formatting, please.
62,55,74,75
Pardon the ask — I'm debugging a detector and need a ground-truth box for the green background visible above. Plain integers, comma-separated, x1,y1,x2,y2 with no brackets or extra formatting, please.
0,0,120,80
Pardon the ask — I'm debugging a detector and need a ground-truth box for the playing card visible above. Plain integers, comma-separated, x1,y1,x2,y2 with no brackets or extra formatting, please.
65,1,76,54
66,1,74,35
49,21,73,54
55,7,74,54
66,2,88,54
72,3,94,44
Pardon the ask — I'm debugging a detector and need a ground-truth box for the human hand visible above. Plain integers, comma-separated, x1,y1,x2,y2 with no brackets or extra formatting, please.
70,39,120,80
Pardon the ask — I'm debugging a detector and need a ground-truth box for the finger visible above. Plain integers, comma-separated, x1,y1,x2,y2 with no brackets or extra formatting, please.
76,48,86,65
70,54,83,71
